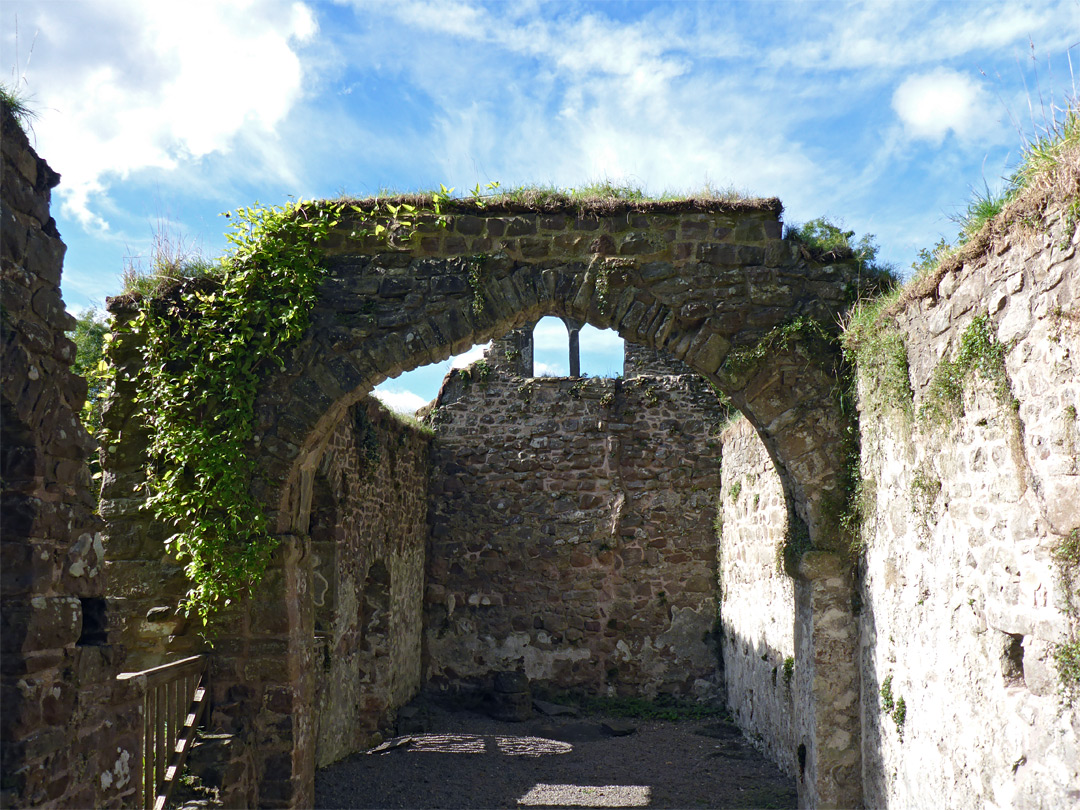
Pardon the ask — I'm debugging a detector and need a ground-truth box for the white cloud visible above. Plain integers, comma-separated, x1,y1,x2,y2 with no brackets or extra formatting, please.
5,0,317,230
450,342,490,369
533,361,566,377
579,325,624,352
892,68,991,143
774,1,1076,71
372,388,428,414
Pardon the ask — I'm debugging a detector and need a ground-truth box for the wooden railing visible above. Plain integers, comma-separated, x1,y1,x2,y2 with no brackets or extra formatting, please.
117,654,208,810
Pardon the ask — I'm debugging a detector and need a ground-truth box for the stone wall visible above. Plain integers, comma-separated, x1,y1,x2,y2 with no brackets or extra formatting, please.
425,362,727,698
0,103,139,808
717,417,796,776
311,399,429,767
857,212,1079,807
715,206,1079,807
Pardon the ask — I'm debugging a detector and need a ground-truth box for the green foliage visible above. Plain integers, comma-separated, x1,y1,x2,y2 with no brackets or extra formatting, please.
786,217,895,281
910,467,942,519
68,309,111,496
389,410,435,437
594,262,614,314
118,200,345,624
1055,528,1080,568
114,193,456,624
1014,102,1079,182
892,696,907,738
353,406,380,471
842,293,913,420
68,308,110,432
1053,641,1080,705
782,656,794,687
1053,528,1080,704
879,674,895,712
779,515,813,577
721,316,834,383
920,315,1011,426
121,218,218,298
729,479,742,502
879,675,908,738
909,238,955,280
457,358,492,387
909,100,1077,282
466,254,489,315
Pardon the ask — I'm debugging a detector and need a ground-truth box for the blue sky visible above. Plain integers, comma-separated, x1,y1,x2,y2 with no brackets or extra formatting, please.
3,0,1078,412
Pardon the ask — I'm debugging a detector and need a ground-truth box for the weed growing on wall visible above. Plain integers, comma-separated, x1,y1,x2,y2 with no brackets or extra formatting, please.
894,98,1077,307
842,292,913,421
353,405,381,472
920,315,1012,426
466,253,489,315
1052,528,1080,703
785,218,893,279
909,466,942,530
720,316,835,384
879,674,908,740
0,83,37,132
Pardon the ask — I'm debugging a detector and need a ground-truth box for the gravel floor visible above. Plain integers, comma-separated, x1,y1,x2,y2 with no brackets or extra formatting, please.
314,703,796,810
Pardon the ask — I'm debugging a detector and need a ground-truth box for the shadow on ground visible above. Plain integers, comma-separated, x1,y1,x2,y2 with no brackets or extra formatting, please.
314,702,796,809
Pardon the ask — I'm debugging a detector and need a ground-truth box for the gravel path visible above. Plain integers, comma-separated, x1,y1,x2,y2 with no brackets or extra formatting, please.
314,703,796,809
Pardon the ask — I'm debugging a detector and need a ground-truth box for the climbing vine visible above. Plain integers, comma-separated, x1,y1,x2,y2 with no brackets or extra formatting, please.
466,253,489,315
117,194,452,624
720,315,864,569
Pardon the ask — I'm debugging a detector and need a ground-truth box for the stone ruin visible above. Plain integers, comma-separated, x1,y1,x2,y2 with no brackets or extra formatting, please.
2,95,1078,809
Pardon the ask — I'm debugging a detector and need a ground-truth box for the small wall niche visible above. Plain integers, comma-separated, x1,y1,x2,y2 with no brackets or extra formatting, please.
1000,632,1025,688
77,597,108,646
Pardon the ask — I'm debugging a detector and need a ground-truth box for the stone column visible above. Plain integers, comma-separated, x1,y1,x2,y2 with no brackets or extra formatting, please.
561,316,583,377
793,552,861,809
208,534,314,809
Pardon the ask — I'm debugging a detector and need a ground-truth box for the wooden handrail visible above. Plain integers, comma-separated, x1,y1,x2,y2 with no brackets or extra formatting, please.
118,655,209,810
118,653,205,689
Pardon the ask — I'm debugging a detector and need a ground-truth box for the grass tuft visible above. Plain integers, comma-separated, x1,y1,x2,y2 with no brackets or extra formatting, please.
892,97,1078,312
0,82,37,132
120,219,217,298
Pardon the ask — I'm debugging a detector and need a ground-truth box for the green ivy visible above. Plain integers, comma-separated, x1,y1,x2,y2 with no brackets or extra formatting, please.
117,196,450,624
117,201,343,624
720,316,834,382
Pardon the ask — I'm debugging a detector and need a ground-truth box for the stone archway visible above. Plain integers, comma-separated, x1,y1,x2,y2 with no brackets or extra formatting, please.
104,199,868,808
